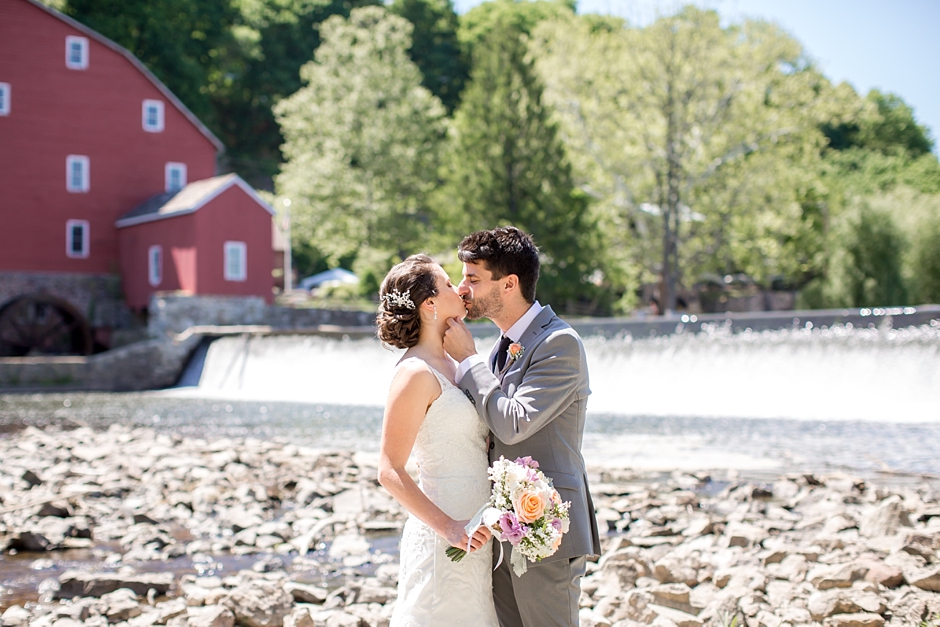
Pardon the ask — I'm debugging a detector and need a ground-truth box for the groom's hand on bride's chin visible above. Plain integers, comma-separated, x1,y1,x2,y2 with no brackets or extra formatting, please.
443,318,476,362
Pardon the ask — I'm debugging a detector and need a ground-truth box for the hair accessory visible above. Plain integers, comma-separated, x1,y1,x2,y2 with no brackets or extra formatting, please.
382,289,415,310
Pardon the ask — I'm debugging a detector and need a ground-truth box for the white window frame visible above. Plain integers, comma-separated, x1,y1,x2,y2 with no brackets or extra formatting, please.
0,83,10,116
165,162,187,192
148,245,162,286
66,220,90,259
142,99,164,132
66,155,90,193
224,241,247,282
65,36,89,70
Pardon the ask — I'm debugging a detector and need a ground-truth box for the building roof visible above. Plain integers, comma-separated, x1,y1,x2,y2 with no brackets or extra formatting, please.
115,173,274,228
24,0,225,154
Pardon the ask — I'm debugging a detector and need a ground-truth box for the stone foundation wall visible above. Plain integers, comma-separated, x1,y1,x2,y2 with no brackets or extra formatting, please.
0,334,201,392
0,271,137,330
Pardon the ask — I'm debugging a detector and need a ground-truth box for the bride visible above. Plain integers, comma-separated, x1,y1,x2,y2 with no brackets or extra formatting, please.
375,254,499,626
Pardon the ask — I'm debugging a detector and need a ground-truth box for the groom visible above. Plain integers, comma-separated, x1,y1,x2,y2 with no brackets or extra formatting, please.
443,226,601,627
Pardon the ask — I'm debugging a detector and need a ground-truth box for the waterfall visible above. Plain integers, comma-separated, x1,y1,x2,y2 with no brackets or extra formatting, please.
174,322,940,423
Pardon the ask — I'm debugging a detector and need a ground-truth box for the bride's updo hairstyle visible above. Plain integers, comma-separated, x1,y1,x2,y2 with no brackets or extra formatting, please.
376,254,439,349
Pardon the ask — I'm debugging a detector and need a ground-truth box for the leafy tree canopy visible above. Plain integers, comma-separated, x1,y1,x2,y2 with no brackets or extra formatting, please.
274,6,448,289
389,0,469,113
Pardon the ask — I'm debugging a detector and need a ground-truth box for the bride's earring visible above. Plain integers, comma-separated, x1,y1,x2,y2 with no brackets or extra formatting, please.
433,306,438,321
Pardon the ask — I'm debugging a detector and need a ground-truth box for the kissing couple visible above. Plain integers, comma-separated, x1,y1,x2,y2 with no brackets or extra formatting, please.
376,226,601,627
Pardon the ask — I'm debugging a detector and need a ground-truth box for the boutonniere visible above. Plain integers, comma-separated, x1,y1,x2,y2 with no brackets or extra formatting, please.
507,342,525,362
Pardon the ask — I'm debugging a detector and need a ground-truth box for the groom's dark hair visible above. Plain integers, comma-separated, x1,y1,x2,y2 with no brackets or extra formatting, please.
458,226,539,303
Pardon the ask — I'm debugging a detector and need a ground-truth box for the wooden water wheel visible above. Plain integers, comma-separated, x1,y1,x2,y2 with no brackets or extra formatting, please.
0,295,93,357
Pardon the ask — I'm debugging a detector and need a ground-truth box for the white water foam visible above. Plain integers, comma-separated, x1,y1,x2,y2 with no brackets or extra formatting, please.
166,323,940,423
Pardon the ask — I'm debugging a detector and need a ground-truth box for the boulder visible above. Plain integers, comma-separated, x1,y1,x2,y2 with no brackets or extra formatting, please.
808,563,869,590
57,571,173,599
0,605,30,627
907,565,940,592
859,496,909,538
284,581,329,604
808,588,887,621
222,577,294,627
100,588,143,623
187,605,236,627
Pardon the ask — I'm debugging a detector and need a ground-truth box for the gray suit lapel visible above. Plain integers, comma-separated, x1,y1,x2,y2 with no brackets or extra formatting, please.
499,306,558,381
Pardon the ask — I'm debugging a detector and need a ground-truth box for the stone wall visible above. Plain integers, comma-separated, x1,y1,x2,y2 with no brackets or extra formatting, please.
148,293,376,337
0,334,200,391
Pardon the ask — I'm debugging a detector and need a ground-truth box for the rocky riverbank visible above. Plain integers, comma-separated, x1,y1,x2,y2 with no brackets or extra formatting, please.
1,425,939,627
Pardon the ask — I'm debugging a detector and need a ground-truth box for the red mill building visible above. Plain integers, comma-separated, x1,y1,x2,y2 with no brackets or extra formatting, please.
0,0,275,355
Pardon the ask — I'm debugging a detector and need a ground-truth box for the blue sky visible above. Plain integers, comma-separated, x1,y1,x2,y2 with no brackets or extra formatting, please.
454,0,940,148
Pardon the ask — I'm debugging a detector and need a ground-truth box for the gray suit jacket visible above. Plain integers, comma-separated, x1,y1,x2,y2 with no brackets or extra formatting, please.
460,306,601,563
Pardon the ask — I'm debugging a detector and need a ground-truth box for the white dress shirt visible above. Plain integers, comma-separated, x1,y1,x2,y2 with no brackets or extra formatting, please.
455,301,544,383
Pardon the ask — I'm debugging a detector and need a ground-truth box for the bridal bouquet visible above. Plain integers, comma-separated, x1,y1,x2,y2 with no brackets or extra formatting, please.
447,456,571,576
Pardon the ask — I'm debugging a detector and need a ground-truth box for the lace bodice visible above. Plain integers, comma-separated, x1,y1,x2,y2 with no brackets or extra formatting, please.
407,360,491,519
390,358,498,627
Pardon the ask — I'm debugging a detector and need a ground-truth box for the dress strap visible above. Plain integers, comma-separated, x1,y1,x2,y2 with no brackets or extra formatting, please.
395,357,455,389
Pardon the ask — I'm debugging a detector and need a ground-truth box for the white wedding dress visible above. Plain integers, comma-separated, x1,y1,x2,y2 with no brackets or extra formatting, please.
390,358,499,627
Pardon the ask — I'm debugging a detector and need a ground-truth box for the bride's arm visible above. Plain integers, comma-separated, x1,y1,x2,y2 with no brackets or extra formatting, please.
377,362,490,552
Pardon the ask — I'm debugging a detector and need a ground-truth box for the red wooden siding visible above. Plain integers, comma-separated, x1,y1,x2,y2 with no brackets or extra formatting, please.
117,213,198,309
0,0,219,275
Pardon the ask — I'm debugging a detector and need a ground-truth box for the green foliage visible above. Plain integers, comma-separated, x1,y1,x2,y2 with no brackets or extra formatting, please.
823,89,934,157
390,0,469,113
459,0,575,52
274,6,448,294
533,7,854,310
441,19,603,310
221,0,380,184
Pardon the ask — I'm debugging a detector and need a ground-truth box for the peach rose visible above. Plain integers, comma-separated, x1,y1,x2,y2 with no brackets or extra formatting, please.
514,489,545,524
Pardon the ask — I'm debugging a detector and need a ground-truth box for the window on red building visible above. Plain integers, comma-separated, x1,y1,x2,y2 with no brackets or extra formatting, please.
142,100,164,132
148,245,162,286
66,220,89,259
0,83,9,116
165,162,187,192
65,36,88,70
224,241,247,282
66,155,90,193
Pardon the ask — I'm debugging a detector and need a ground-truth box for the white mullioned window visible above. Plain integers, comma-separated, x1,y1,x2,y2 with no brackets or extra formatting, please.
65,36,89,70
66,220,90,258
224,241,247,282
0,83,10,116
66,155,90,193
142,99,164,132
148,245,162,286
165,162,187,192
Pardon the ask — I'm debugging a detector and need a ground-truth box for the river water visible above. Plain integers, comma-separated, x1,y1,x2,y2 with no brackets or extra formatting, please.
2,320,939,478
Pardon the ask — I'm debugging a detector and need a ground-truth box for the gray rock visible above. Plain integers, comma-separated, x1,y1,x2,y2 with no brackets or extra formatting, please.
808,588,887,620
284,582,328,605
101,588,143,622
57,571,173,599
808,563,869,590
908,565,940,592
222,577,293,627
187,605,235,627
859,496,909,538
822,613,885,627
283,607,315,627
1,605,30,627
649,583,694,614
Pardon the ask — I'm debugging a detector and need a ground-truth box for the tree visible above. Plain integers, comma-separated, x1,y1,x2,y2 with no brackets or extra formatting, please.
390,0,469,113
218,0,380,186
441,20,600,309
274,6,447,288
532,7,855,312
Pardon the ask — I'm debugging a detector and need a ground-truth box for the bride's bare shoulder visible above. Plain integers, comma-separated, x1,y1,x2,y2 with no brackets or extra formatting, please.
391,357,438,389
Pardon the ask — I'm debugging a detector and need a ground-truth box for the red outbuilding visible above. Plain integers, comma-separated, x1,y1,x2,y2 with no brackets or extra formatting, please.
0,0,275,354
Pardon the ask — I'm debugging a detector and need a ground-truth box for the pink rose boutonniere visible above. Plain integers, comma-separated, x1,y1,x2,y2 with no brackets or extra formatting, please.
507,342,525,362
